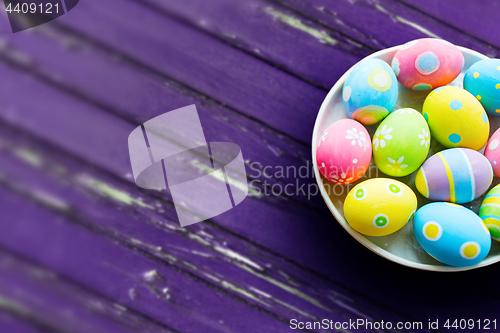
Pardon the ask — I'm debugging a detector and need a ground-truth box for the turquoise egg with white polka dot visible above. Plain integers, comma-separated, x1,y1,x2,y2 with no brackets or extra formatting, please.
464,59,500,116
342,58,398,125
413,202,491,267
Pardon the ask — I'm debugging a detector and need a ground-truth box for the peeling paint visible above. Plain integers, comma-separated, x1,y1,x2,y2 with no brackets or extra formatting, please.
220,281,269,306
190,160,259,197
128,288,137,300
214,246,263,270
374,4,440,38
273,298,315,319
182,261,197,270
143,270,160,282
78,175,154,209
32,190,70,211
12,148,43,167
248,286,271,298
191,250,212,258
188,233,211,246
204,273,221,282
266,8,338,45
236,263,332,313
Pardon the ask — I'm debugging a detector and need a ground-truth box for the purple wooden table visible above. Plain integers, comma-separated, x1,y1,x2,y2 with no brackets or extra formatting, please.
0,0,498,332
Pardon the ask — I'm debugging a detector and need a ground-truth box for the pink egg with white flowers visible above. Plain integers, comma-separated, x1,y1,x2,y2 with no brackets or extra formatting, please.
485,128,500,177
316,119,372,184
391,38,464,91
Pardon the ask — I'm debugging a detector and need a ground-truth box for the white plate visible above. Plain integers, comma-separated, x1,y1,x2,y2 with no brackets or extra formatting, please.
312,45,500,272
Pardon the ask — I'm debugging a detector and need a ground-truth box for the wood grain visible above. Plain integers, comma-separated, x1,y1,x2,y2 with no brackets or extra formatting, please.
0,0,498,331
0,119,421,332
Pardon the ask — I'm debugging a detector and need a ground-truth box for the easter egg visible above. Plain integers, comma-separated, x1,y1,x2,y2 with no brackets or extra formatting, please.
479,185,500,242
342,58,398,125
316,119,372,184
372,108,430,177
344,178,417,236
463,59,500,116
415,148,493,204
413,202,491,267
484,127,500,177
422,86,489,150
391,38,464,91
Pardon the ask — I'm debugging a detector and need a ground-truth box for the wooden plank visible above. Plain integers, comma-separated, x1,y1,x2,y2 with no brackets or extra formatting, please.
0,121,419,332
0,249,175,333
0,310,46,333
49,0,327,144
0,57,345,283
0,0,497,326
274,0,499,57
0,185,297,333
397,0,500,49
0,99,496,329
0,10,496,326
134,0,374,89
0,27,326,212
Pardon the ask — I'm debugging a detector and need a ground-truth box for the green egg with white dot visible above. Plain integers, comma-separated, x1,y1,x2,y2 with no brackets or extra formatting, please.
372,108,430,177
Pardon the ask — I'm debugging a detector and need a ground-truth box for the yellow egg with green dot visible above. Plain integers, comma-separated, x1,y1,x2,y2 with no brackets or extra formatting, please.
344,178,417,236
422,86,489,150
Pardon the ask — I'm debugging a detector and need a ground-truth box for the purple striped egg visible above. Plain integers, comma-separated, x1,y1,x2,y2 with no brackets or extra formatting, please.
415,148,493,204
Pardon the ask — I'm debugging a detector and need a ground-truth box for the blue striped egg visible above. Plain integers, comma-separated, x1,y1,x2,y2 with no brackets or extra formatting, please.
415,148,493,204
414,202,491,267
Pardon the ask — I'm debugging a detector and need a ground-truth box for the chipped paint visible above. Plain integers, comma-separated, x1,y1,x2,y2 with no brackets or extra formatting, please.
182,261,197,270
12,148,43,167
78,175,154,209
32,190,69,211
191,250,212,258
374,4,440,38
190,160,259,197
188,233,211,246
221,281,269,306
273,298,315,319
143,269,160,282
0,296,30,315
266,8,338,45
248,286,271,298
128,288,137,300
214,246,263,270
236,263,332,313
130,238,163,253
204,273,221,282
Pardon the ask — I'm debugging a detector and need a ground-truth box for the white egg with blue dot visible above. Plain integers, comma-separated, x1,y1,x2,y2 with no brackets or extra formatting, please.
413,202,491,267
342,58,398,125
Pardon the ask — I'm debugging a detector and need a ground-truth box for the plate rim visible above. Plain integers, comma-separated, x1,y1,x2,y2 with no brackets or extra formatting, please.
311,44,496,272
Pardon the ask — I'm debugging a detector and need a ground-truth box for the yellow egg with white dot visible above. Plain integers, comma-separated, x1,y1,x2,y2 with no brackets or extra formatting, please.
344,178,417,236
422,86,489,150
